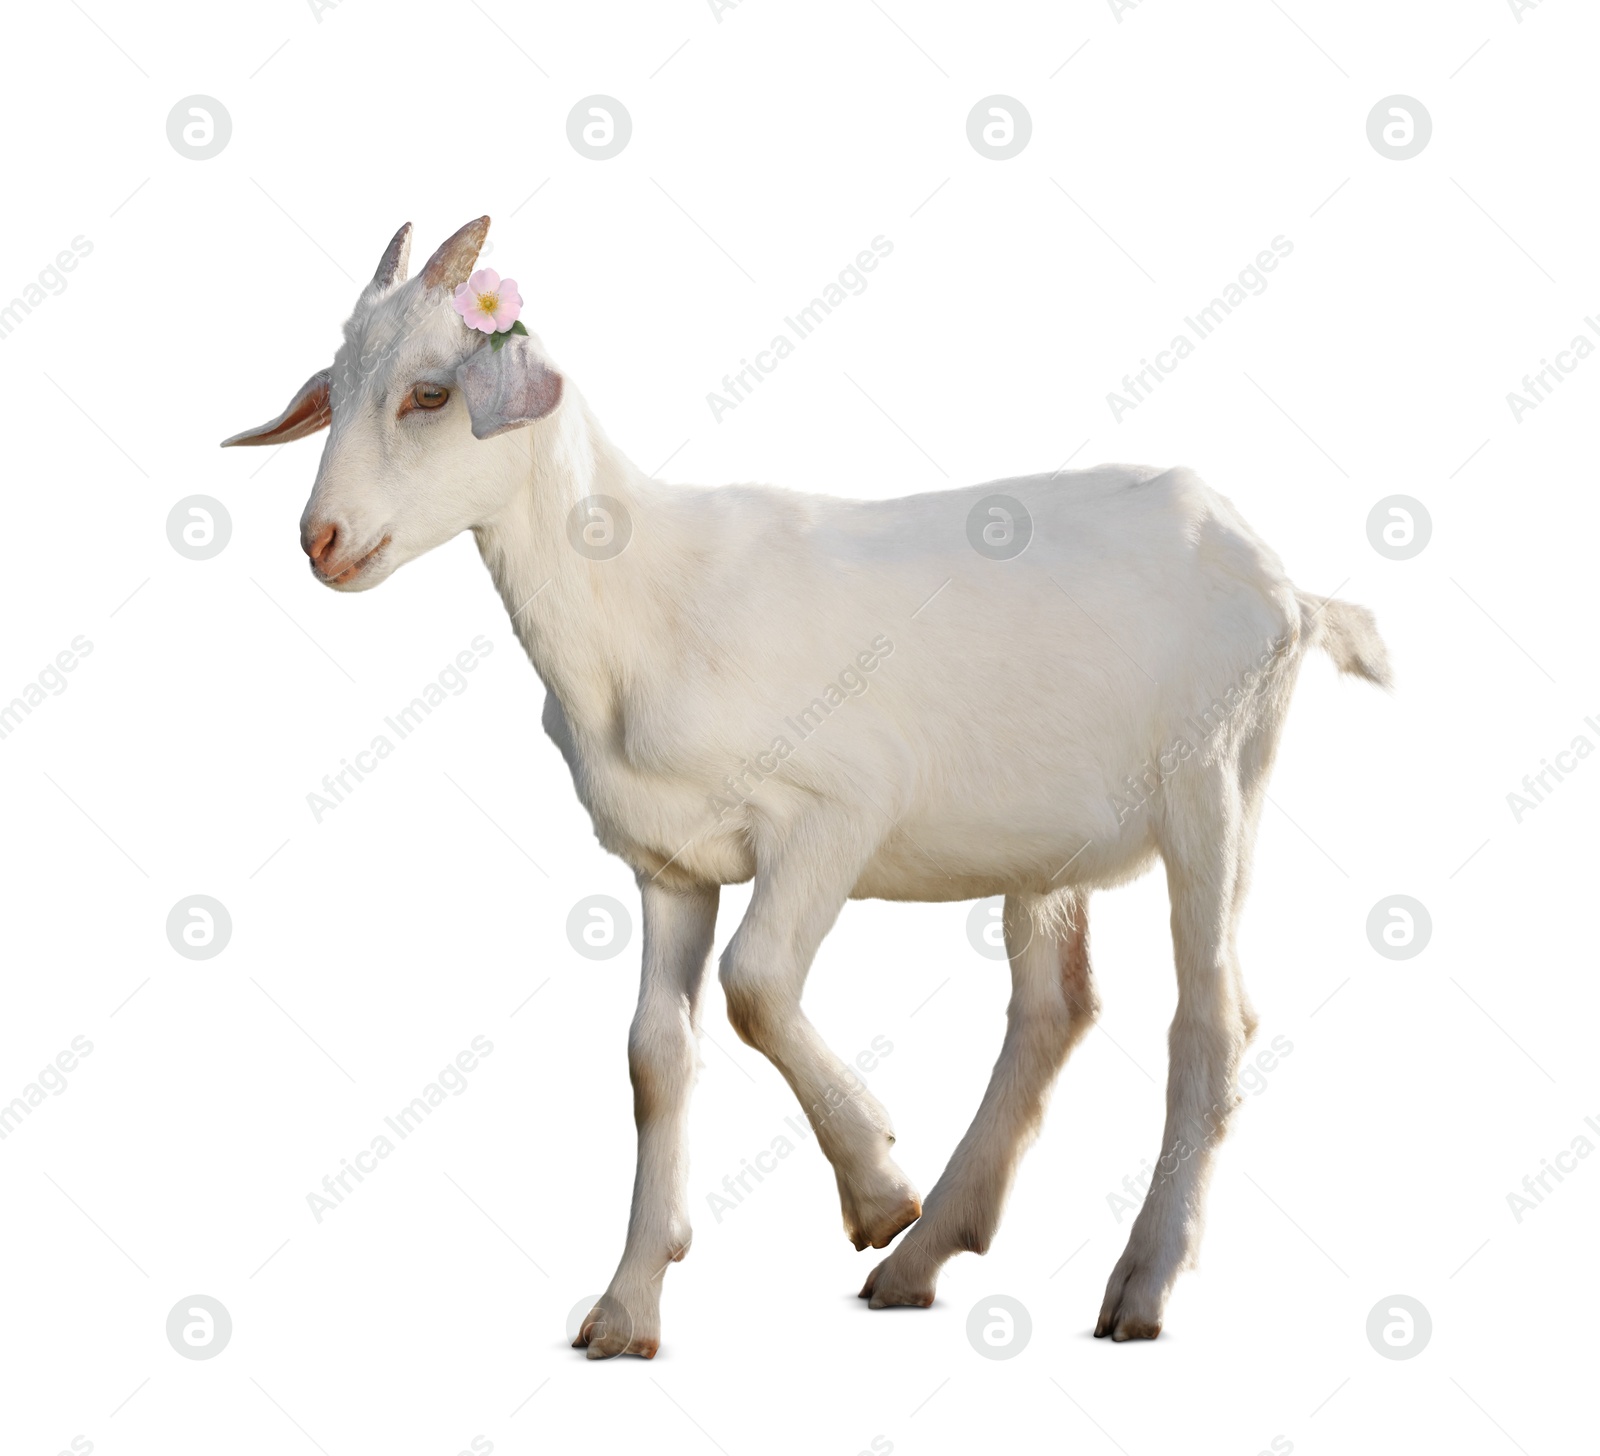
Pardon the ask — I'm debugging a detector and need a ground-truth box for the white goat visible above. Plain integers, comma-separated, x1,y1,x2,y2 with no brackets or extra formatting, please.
225,218,1390,1355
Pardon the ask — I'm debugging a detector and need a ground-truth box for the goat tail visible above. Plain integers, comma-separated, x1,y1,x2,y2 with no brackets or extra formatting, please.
1296,591,1393,689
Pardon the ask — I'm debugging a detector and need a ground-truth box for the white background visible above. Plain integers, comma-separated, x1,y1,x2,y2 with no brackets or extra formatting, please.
2,1,1595,1453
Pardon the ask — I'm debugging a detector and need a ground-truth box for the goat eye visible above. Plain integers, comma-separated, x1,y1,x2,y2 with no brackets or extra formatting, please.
412,383,449,410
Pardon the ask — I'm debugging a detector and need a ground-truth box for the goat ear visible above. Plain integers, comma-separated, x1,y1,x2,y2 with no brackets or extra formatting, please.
371,222,412,289
421,215,490,292
220,368,332,447
455,336,563,439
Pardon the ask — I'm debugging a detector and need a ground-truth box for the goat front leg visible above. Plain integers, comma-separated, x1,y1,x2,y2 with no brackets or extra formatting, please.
575,879,719,1359
719,817,921,1251
862,890,1097,1307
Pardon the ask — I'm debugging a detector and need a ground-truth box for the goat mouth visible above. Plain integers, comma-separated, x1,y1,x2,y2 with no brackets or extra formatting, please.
325,536,391,586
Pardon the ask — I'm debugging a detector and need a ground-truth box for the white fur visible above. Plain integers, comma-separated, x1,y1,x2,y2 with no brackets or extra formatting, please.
226,221,1390,1354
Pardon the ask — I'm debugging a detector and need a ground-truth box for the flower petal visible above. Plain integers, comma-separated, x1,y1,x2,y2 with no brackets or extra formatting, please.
467,268,499,294
494,285,522,326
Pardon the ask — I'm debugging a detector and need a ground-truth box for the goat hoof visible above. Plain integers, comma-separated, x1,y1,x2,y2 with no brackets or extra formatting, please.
859,1253,937,1308
843,1179,922,1251
572,1294,657,1359
1093,1311,1162,1341
1095,1260,1166,1342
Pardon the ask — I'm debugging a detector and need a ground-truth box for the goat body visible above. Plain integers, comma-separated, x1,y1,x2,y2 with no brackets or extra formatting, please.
486,439,1378,902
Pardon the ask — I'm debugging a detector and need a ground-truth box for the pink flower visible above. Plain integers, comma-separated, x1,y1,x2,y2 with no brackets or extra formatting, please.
452,268,522,333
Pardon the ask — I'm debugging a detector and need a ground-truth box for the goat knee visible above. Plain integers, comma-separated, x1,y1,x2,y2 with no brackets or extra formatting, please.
718,938,804,1050
627,1008,693,1123
719,975,778,1051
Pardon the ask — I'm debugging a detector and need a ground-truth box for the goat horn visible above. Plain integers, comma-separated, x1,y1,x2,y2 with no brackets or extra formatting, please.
421,216,490,292
372,222,413,289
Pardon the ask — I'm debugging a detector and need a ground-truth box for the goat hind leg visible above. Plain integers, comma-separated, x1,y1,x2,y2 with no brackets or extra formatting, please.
1097,777,1248,1341
863,890,1097,1307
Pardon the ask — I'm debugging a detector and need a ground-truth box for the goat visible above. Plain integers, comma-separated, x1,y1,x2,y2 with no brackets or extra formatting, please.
224,217,1391,1355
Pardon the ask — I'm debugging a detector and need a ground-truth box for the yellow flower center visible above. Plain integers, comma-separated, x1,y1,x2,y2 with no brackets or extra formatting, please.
476,291,500,314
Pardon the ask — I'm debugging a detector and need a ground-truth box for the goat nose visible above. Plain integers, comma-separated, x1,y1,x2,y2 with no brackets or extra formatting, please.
305,521,339,571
